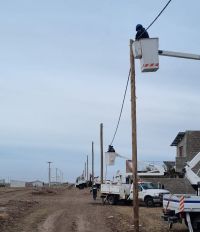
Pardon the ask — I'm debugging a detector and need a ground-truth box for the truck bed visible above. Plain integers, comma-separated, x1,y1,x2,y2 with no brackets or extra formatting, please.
163,194,200,214
101,183,131,199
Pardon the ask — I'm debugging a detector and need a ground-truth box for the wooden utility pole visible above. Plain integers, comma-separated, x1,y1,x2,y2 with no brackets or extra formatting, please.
61,171,63,183
87,155,88,181
47,161,52,187
85,162,86,179
56,168,58,182
92,141,94,183
100,123,104,184
130,39,139,231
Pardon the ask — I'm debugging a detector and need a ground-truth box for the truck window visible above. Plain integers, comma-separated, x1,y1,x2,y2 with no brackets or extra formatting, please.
140,182,157,190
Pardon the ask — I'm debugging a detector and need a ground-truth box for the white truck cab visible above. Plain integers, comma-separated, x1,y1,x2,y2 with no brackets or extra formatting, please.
129,182,170,207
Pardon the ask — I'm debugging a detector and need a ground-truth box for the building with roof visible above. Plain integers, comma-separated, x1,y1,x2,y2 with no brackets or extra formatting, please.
26,180,44,187
10,180,26,188
171,131,200,173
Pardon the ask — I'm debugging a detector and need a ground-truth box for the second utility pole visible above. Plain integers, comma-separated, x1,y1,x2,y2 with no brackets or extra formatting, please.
100,123,104,184
130,39,139,232
92,141,94,184
47,161,52,188
84,162,86,179
87,155,88,182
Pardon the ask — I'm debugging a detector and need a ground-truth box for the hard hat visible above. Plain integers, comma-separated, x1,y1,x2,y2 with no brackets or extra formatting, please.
107,145,115,152
136,24,143,31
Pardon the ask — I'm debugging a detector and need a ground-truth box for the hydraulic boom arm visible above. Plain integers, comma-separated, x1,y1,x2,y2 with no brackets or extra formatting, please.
185,152,200,186
158,50,200,60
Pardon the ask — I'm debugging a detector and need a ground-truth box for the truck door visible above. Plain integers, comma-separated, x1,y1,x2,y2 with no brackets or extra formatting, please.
138,184,143,200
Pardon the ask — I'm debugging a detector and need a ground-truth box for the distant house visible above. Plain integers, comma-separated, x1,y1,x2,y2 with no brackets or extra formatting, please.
10,180,26,188
171,131,200,173
26,180,44,187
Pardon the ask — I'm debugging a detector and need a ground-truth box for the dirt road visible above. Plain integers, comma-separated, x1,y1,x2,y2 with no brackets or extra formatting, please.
0,186,188,232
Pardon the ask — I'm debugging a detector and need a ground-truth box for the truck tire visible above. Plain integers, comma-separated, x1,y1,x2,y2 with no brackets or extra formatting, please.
190,213,200,232
145,196,154,207
108,195,116,205
101,197,105,205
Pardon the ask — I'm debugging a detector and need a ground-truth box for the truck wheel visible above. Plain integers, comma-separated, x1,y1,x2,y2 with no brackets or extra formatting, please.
190,214,200,232
169,222,173,229
101,197,105,205
145,197,154,207
108,195,115,205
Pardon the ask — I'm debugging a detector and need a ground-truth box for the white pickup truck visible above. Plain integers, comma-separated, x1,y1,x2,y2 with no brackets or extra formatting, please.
101,181,169,207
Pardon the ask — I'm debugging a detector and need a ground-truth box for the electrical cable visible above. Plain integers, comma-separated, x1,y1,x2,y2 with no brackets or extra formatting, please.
109,0,172,146
138,0,172,40
146,0,172,31
110,69,131,146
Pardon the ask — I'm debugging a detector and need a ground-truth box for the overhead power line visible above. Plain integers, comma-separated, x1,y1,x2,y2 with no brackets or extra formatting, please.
110,69,130,146
146,0,172,31
138,0,172,40
109,0,172,146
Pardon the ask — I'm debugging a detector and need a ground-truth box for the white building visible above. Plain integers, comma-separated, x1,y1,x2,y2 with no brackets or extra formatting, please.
10,180,26,188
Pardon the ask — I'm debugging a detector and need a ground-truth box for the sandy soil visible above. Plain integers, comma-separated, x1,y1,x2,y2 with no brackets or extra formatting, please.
0,186,189,232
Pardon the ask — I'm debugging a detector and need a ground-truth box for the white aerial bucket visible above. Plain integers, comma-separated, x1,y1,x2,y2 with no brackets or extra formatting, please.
133,38,159,72
105,152,117,166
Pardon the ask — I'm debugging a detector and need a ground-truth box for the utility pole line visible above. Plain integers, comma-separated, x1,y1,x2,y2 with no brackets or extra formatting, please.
85,162,86,179
130,39,139,232
100,123,104,184
87,155,88,182
92,141,94,184
56,168,58,183
47,161,52,188
59,169,62,183
58,169,63,183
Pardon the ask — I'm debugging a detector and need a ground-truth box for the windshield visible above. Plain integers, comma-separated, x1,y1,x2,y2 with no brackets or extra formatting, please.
140,182,157,190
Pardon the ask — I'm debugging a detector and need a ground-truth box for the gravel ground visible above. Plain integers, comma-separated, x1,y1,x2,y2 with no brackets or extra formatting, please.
0,186,189,232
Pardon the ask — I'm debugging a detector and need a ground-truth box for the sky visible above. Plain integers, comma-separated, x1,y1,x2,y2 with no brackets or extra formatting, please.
0,0,200,183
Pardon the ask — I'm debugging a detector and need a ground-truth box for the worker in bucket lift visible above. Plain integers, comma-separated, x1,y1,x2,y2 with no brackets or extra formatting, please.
107,145,115,153
92,183,97,200
135,24,149,40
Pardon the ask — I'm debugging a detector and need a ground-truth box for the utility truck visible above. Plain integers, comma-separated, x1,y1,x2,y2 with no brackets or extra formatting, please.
162,152,200,232
101,182,131,205
75,175,87,189
162,193,200,232
100,175,169,206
